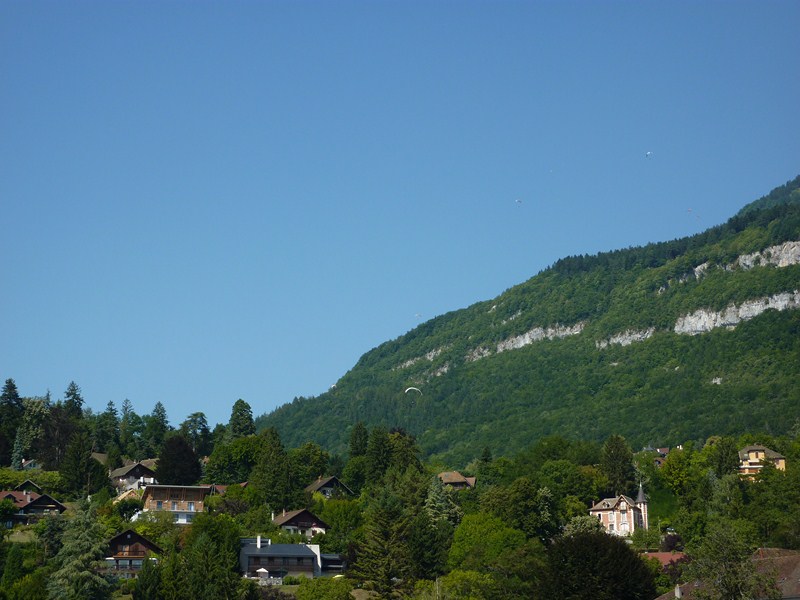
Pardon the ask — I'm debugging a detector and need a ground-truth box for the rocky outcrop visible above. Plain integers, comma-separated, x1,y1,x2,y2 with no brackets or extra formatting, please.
674,291,800,335
496,322,585,353
596,328,655,349
396,347,446,370
465,346,491,362
736,241,800,269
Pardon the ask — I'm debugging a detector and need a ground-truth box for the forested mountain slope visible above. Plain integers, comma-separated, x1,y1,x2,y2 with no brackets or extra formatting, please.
256,176,800,466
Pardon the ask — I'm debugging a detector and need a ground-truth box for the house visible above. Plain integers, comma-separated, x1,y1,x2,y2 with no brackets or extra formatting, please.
0,489,67,526
104,529,162,579
438,471,477,491
239,536,321,579
272,508,328,539
13,480,43,494
589,484,648,536
305,475,354,499
137,484,212,524
21,458,40,471
738,445,786,477
110,462,158,493
654,549,800,599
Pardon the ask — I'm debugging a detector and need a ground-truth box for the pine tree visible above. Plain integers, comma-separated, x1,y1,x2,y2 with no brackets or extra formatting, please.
249,428,299,510
144,402,170,456
183,532,240,600
48,505,113,600
365,426,391,484
1,541,25,589
40,402,77,470
228,399,255,440
350,489,412,597
11,432,24,470
155,434,201,486
424,475,462,528
119,399,141,458
601,434,636,496
157,540,186,600
94,401,120,453
0,378,24,465
132,555,161,600
59,430,109,497
349,421,368,457
63,381,84,421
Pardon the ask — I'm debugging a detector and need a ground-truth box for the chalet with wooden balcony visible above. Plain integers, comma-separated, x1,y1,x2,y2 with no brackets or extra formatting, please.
139,484,211,524
104,529,162,579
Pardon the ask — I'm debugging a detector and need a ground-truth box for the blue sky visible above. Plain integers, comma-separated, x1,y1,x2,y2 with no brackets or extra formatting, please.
2,1,799,429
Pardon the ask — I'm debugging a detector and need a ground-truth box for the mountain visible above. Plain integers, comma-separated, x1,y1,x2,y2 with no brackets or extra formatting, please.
256,176,800,466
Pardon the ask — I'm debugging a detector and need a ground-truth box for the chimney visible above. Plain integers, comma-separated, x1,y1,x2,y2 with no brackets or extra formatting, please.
257,535,261,549
271,511,275,521
267,538,271,545
675,584,682,598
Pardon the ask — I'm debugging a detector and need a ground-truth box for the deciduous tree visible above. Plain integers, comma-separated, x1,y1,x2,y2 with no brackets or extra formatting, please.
540,530,656,600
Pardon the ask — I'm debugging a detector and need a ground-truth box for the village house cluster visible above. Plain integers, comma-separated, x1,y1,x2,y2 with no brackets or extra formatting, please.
1,443,791,590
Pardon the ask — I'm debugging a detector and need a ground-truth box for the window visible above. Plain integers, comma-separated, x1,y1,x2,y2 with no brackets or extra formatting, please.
171,501,178,511
156,501,163,510
188,502,195,512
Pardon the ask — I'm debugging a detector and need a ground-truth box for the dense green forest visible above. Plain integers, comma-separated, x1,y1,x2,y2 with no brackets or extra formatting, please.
257,176,800,466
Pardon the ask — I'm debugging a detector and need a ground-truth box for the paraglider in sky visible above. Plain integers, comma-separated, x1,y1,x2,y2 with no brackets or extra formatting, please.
405,387,422,395
645,151,653,158
515,198,522,204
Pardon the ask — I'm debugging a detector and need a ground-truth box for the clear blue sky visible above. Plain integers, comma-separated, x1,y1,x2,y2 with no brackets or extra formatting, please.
2,1,799,429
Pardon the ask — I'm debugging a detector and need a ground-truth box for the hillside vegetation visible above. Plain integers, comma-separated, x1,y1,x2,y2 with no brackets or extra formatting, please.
256,176,800,466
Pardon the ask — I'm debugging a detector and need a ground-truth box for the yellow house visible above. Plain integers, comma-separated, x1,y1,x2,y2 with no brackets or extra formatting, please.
738,445,786,477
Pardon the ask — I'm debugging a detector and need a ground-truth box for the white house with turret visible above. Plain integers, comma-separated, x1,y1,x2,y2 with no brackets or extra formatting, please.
589,484,648,536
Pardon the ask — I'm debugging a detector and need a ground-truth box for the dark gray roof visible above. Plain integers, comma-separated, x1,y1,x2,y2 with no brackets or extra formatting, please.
238,539,318,573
